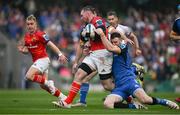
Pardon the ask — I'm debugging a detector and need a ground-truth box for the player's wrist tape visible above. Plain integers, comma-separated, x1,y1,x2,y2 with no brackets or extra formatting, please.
58,53,63,57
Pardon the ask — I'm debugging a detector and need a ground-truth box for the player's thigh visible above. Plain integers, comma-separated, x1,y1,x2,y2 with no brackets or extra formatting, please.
26,67,41,79
96,50,113,74
81,55,96,71
100,77,114,91
31,57,50,73
82,70,97,83
134,88,152,103
26,57,50,79
43,71,48,79
74,68,91,82
104,94,123,108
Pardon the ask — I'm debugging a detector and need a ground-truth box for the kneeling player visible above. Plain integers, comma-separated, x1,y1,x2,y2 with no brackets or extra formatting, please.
98,31,179,109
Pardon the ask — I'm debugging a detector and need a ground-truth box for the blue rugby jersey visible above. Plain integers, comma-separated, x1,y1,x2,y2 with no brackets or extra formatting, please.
112,42,136,86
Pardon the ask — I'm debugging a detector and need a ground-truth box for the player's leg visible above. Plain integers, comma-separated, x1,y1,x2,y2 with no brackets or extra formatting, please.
134,88,179,109
104,93,144,109
72,71,97,107
66,63,94,102
40,72,66,100
71,82,89,107
26,66,44,82
26,58,49,84
99,74,114,91
97,50,114,91
53,65,93,108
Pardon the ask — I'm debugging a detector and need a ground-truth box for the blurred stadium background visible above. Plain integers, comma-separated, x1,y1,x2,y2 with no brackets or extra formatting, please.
0,0,179,94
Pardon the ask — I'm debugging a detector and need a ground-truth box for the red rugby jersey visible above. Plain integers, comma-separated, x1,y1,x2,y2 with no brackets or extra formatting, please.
90,16,108,51
24,30,49,62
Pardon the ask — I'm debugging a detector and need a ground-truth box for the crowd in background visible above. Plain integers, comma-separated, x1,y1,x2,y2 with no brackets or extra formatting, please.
0,0,179,86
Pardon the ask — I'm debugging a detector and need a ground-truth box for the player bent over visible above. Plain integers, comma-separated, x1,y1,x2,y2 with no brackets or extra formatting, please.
17,15,67,101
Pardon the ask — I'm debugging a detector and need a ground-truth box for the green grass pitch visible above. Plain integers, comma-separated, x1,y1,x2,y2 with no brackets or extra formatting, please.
0,90,179,115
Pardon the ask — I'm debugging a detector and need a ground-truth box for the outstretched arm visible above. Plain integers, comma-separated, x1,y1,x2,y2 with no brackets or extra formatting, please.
47,41,68,64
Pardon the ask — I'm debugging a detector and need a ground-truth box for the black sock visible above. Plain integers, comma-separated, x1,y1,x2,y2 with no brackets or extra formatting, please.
114,102,132,108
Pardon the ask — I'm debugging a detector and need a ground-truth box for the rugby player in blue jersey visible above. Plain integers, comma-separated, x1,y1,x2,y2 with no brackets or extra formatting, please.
169,4,180,103
96,29,179,109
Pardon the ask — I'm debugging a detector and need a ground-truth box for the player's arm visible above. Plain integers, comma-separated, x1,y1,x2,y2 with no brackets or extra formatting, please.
128,32,142,56
47,41,68,64
108,26,134,45
17,39,29,54
170,30,180,40
96,28,121,54
74,40,83,64
72,40,83,74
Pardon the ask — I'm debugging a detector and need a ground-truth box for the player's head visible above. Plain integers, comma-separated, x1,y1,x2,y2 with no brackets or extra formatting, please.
110,32,121,46
26,14,37,33
80,5,97,23
107,11,119,27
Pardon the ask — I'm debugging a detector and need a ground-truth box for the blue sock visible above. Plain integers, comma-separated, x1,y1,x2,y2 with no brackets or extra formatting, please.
128,103,137,109
80,83,89,104
152,97,167,105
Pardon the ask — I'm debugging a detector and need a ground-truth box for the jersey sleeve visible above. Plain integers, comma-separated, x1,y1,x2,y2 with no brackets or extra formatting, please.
39,32,50,44
172,20,178,33
118,40,128,53
94,19,106,33
123,26,132,37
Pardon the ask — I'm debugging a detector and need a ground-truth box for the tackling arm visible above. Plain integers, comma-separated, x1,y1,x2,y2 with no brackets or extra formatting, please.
96,28,121,54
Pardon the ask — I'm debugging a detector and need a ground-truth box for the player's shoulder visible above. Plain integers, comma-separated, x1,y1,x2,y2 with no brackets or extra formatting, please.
117,24,129,29
36,30,45,36
91,16,104,25
174,17,180,24
175,17,180,20
24,32,29,38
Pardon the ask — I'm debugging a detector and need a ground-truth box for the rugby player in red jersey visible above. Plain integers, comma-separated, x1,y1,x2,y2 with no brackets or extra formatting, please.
53,6,114,108
17,15,67,100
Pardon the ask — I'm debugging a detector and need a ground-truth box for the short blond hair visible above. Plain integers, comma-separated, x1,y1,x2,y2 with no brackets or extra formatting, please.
26,14,37,22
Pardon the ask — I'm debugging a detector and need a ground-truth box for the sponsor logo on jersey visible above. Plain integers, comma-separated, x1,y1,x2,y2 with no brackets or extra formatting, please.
96,19,103,26
43,34,49,41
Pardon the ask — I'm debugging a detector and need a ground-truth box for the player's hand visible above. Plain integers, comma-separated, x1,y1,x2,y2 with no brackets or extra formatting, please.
17,43,29,54
81,28,87,37
135,48,142,56
58,54,68,64
72,63,78,74
124,38,134,45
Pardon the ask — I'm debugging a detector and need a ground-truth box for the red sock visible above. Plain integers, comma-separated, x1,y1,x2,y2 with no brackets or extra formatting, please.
32,74,46,84
40,84,60,97
65,81,81,104
54,88,61,97
126,96,132,103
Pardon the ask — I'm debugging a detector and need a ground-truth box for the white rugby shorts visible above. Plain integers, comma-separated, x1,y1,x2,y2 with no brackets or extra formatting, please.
82,49,113,75
31,57,50,74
